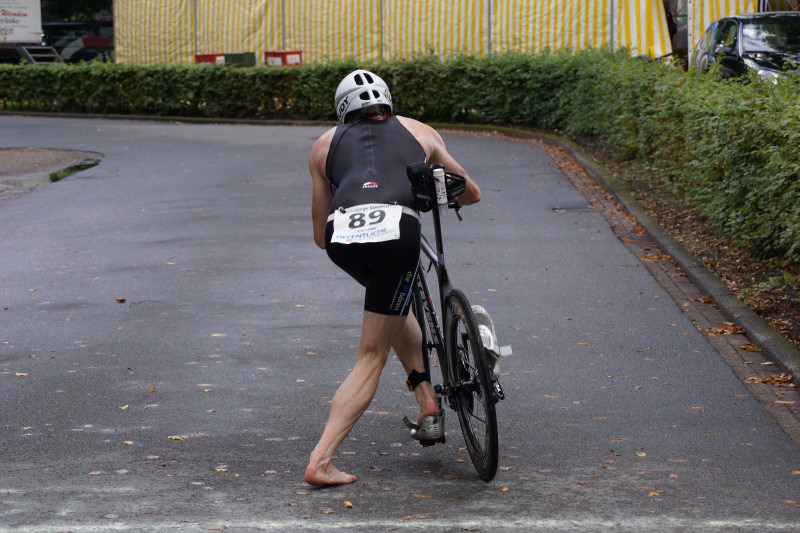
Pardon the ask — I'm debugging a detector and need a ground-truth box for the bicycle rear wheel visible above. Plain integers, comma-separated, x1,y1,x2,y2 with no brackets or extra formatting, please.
444,289,498,482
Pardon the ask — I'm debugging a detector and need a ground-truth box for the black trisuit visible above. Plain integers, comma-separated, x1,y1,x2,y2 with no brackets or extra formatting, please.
324,116,426,316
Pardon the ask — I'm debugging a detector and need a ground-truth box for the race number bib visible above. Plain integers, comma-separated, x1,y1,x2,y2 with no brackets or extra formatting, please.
331,204,403,245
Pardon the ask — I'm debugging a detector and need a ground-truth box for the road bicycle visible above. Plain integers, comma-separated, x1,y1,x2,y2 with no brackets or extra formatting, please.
404,162,507,482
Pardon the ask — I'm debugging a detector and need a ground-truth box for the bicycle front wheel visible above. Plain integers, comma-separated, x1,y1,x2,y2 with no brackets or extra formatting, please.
444,289,498,482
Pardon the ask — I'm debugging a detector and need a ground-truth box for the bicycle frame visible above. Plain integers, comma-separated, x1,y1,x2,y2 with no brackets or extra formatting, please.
414,202,455,395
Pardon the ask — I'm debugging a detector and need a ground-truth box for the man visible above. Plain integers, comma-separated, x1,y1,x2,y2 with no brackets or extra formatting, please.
305,69,480,486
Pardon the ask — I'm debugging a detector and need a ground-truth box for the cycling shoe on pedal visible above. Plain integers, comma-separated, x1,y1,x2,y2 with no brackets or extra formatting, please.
402,412,445,446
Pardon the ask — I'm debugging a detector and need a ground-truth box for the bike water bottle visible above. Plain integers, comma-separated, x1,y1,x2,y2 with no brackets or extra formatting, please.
433,166,447,216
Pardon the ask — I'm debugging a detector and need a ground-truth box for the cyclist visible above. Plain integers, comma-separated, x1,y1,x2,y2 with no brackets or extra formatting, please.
305,69,480,486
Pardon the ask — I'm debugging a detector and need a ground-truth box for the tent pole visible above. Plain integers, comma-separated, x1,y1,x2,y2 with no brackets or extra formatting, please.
687,0,693,60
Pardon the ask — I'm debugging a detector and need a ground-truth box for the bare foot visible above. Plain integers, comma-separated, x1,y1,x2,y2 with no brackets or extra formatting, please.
417,409,443,425
304,461,358,486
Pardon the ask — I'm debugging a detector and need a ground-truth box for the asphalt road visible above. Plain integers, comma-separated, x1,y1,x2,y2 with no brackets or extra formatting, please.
1,116,799,532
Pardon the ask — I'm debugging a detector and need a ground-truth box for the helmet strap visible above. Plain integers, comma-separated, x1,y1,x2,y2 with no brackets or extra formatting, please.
347,105,391,123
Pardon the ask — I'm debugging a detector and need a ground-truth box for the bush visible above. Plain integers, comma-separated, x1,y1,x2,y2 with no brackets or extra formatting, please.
1,52,798,263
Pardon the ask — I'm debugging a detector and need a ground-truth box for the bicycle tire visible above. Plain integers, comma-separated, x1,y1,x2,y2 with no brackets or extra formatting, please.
444,289,499,482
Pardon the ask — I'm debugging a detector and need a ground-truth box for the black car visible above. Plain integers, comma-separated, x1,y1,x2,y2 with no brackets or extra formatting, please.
690,12,800,81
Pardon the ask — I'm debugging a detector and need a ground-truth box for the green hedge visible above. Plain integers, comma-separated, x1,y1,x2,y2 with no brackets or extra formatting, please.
1,52,799,263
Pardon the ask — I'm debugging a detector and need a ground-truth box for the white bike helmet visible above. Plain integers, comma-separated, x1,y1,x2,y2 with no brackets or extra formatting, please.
334,69,392,123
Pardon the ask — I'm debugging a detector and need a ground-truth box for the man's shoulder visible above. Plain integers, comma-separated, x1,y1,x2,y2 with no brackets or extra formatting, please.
395,115,427,131
316,125,338,143
309,126,338,172
396,116,436,142
311,126,337,152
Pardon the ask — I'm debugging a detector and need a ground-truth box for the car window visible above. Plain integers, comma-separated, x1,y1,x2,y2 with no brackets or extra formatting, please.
742,17,800,54
715,21,738,51
701,25,716,53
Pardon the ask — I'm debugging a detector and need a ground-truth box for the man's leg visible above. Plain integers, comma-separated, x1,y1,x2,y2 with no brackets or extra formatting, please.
391,311,440,423
304,310,407,486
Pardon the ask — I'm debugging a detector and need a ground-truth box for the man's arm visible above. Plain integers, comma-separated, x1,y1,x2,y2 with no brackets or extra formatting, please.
397,116,481,205
309,129,335,249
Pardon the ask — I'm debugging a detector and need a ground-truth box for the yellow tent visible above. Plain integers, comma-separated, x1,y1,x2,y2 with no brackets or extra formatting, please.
113,0,676,66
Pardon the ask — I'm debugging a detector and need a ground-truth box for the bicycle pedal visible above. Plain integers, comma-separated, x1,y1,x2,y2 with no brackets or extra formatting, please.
402,413,446,443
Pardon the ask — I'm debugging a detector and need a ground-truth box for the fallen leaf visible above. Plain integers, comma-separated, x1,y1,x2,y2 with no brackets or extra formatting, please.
501,486,509,492
343,501,353,509
706,323,746,336
116,298,127,303
745,373,794,387
123,440,134,445
119,405,129,410
15,372,27,377
413,494,435,499
648,492,660,498
168,435,184,441
641,254,671,262
635,451,647,457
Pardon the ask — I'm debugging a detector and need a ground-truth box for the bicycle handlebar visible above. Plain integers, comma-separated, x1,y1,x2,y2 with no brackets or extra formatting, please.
406,162,467,218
